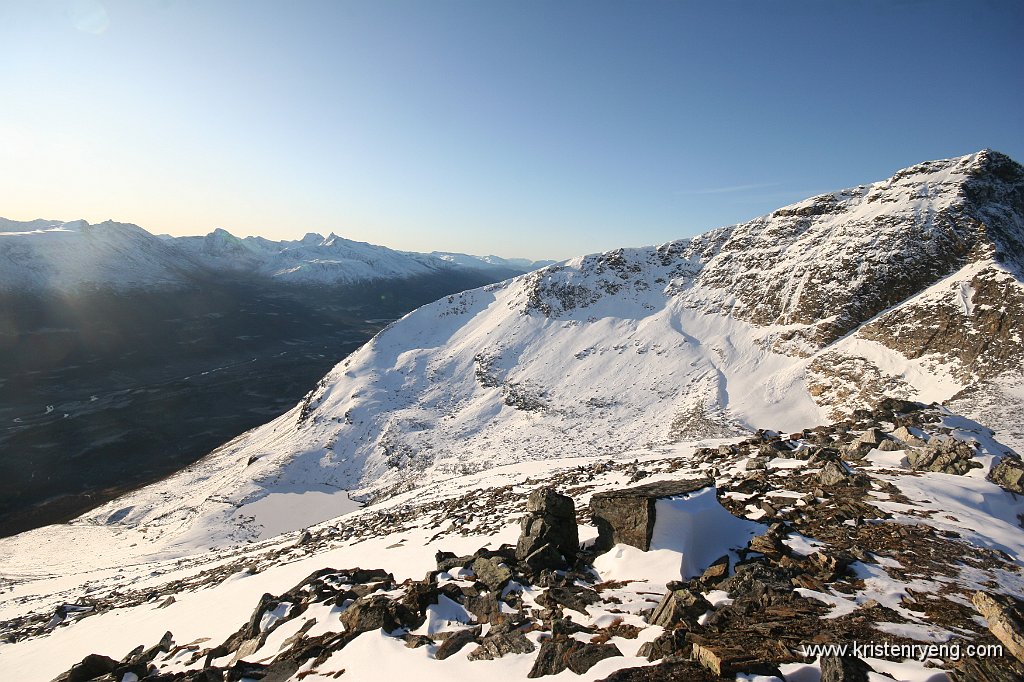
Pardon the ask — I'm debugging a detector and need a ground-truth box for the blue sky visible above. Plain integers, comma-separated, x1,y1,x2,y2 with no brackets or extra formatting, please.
2,0,1022,259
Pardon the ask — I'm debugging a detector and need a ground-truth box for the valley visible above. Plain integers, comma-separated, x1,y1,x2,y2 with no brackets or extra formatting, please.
0,270,513,536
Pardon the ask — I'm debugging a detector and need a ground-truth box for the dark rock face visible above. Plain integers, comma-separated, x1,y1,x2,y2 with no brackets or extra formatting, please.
589,479,713,551
434,626,481,660
467,630,536,661
818,460,852,486
339,594,418,634
536,586,601,616
527,638,622,677
515,487,579,567
988,456,1024,494
819,654,873,682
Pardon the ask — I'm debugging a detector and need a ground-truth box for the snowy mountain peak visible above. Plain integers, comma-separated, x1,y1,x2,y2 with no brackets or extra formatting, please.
0,220,546,292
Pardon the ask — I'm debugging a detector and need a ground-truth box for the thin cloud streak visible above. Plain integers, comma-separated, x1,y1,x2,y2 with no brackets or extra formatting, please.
674,182,782,196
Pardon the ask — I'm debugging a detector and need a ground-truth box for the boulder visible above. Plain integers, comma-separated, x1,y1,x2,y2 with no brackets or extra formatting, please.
818,460,852,487
908,437,982,475
855,428,886,447
536,586,601,616
516,488,579,565
699,555,730,584
589,479,713,551
467,630,536,661
892,425,929,447
988,456,1024,494
339,594,419,634
464,592,506,625
820,654,873,681
647,588,711,628
973,591,1024,663
691,641,783,677
434,626,482,660
841,441,874,461
874,397,925,416
472,556,513,591
401,580,439,614
528,639,622,677
523,543,569,572
51,654,119,682
636,627,689,661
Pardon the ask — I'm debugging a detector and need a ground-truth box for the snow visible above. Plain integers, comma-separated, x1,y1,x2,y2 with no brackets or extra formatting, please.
0,218,535,293
649,487,764,578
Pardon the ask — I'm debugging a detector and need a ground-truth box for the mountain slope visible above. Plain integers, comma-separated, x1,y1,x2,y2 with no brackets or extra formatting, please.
6,150,1014,559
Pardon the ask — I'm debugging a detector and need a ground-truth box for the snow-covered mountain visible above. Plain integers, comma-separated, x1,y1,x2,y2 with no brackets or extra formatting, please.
0,220,542,292
3,151,1024,682
6,149,1019,558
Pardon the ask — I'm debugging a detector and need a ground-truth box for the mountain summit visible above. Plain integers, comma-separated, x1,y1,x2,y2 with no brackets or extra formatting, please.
33,150,1019,553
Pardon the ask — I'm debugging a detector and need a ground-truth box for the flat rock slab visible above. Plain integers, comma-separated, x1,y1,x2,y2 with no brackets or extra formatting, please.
590,478,713,551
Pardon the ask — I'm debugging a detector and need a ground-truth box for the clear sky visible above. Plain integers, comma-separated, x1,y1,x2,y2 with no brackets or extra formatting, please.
2,1,1022,260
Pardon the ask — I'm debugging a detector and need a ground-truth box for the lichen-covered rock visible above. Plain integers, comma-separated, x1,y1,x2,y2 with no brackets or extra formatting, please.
908,437,983,475
973,591,1024,663
472,556,513,591
467,630,535,661
988,456,1024,494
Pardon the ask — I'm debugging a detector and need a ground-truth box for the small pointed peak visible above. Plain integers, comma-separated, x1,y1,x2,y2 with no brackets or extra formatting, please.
301,232,325,244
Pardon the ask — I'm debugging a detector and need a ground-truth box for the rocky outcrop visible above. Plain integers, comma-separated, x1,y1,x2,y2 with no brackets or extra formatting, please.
647,588,712,628
907,437,983,475
973,591,1024,663
589,479,713,551
340,594,419,634
988,456,1024,494
528,638,622,677
515,487,579,569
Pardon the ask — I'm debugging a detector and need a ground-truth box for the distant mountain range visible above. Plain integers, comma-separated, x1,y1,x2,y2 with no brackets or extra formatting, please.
0,219,555,292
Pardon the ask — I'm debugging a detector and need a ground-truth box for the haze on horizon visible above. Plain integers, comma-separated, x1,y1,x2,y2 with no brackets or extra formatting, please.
2,0,1021,261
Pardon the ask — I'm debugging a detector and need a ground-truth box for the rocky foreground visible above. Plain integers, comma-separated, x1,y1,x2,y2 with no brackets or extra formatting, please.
1,398,1018,681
